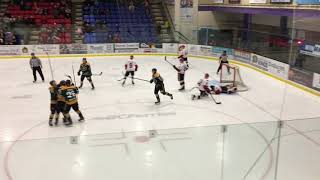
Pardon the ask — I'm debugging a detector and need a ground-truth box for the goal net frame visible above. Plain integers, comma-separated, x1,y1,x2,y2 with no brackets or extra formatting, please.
219,63,248,91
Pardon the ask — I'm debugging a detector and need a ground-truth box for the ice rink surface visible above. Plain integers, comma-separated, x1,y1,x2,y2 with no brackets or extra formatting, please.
0,55,319,180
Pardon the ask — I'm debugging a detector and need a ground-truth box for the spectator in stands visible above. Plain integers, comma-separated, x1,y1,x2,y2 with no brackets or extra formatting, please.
113,33,121,43
129,1,135,12
144,0,150,15
65,7,72,19
107,33,113,43
163,20,170,33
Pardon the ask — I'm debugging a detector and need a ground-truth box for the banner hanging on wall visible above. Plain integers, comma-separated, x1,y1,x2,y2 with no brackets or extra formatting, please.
270,0,291,3
20,45,60,55
163,43,178,54
212,0,224,3
59,44,88,54
296,0,320,4
249,0,267,3
114,43,139,53
234,49,251,63
0,45,20,55
87,44,114,54
229,0,240,3
180,0,193,23
251,54,289,79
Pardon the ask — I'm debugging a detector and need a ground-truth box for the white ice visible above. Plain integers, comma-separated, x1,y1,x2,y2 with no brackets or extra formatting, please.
0,55,319,180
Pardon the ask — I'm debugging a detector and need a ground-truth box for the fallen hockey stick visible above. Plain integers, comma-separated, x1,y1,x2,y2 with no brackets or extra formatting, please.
92,72,103,76
209,93,222,104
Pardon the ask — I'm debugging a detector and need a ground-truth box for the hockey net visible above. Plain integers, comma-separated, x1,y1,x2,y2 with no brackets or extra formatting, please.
220,64,248,91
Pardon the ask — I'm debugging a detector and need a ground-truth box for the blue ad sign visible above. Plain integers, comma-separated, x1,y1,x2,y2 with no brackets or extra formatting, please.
296,0,320,5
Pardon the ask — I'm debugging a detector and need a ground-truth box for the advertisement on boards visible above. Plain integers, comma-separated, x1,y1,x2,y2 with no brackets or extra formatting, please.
251,54,289,79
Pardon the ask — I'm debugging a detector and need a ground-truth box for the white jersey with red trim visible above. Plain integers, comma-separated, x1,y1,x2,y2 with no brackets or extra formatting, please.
125,60,138,72
197,78,210,91
176,62,188,74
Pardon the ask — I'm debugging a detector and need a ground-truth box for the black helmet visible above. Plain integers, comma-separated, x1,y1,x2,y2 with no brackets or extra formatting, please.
65,80,71,86
83,57,87,61
31,52,35,56
152,68,157,72
59,80,66,86
49,80,56,86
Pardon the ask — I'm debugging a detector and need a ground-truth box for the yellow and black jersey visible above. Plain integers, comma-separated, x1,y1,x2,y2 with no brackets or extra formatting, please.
49,86,58,104
60,85,79,105
79,62,92,76
57,86,66,102
151,72,164,85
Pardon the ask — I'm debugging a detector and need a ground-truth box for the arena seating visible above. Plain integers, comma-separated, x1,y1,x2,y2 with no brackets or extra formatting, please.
5,1,72,44
83,2,157,43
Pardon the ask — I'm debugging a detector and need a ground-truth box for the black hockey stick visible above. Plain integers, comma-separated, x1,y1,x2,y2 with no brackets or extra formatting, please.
65,74,72,80
209,93,221,104
164,56,174,66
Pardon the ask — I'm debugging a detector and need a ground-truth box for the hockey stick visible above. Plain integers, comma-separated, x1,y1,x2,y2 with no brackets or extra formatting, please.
209,93,221,104
164,56,174,66
65,74,72,80
92,72,103,76
46,52,54,80
71,63,77,87
132,77,150,82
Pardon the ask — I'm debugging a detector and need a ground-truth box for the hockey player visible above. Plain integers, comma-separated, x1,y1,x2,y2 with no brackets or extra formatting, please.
78,58,95,89
192,73,211,100
60,80,84,126
49,80,58,126
216,50,230,74
122,55,138,86
173,57,188,91
178,45,188,67
150,68,173,104
56,80,67,125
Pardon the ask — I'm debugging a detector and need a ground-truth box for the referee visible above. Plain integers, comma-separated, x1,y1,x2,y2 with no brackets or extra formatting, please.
216,50,230,74
29,53,45,83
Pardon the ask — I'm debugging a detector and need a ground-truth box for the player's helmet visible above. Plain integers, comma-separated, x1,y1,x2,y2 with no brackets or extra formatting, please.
130,55,134,59
204,73,210,79
152,68,157,73
179,58,184,62
31,52,35,56
65,80,71,86
59,80,66,86
214,86,222,94
82,58,87,63
49,80,56,86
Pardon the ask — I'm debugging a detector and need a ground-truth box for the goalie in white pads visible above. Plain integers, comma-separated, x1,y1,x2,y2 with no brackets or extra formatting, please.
122,55,138,86
173,58,189,91
192,73,212,100
178,45,189,67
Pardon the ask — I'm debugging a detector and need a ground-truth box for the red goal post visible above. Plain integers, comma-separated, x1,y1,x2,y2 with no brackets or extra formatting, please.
219,63,248,91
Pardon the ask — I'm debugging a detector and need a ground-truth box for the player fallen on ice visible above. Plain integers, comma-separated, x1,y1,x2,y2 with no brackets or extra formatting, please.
178,45,189,67
78,58,95,90
49,80,59,126
60,80,85,126
192,73,212,100
150,68,173,104
216,50,230,74
209,79,237,94
29,52,45,83
122,55,138,86
173,57,188,91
